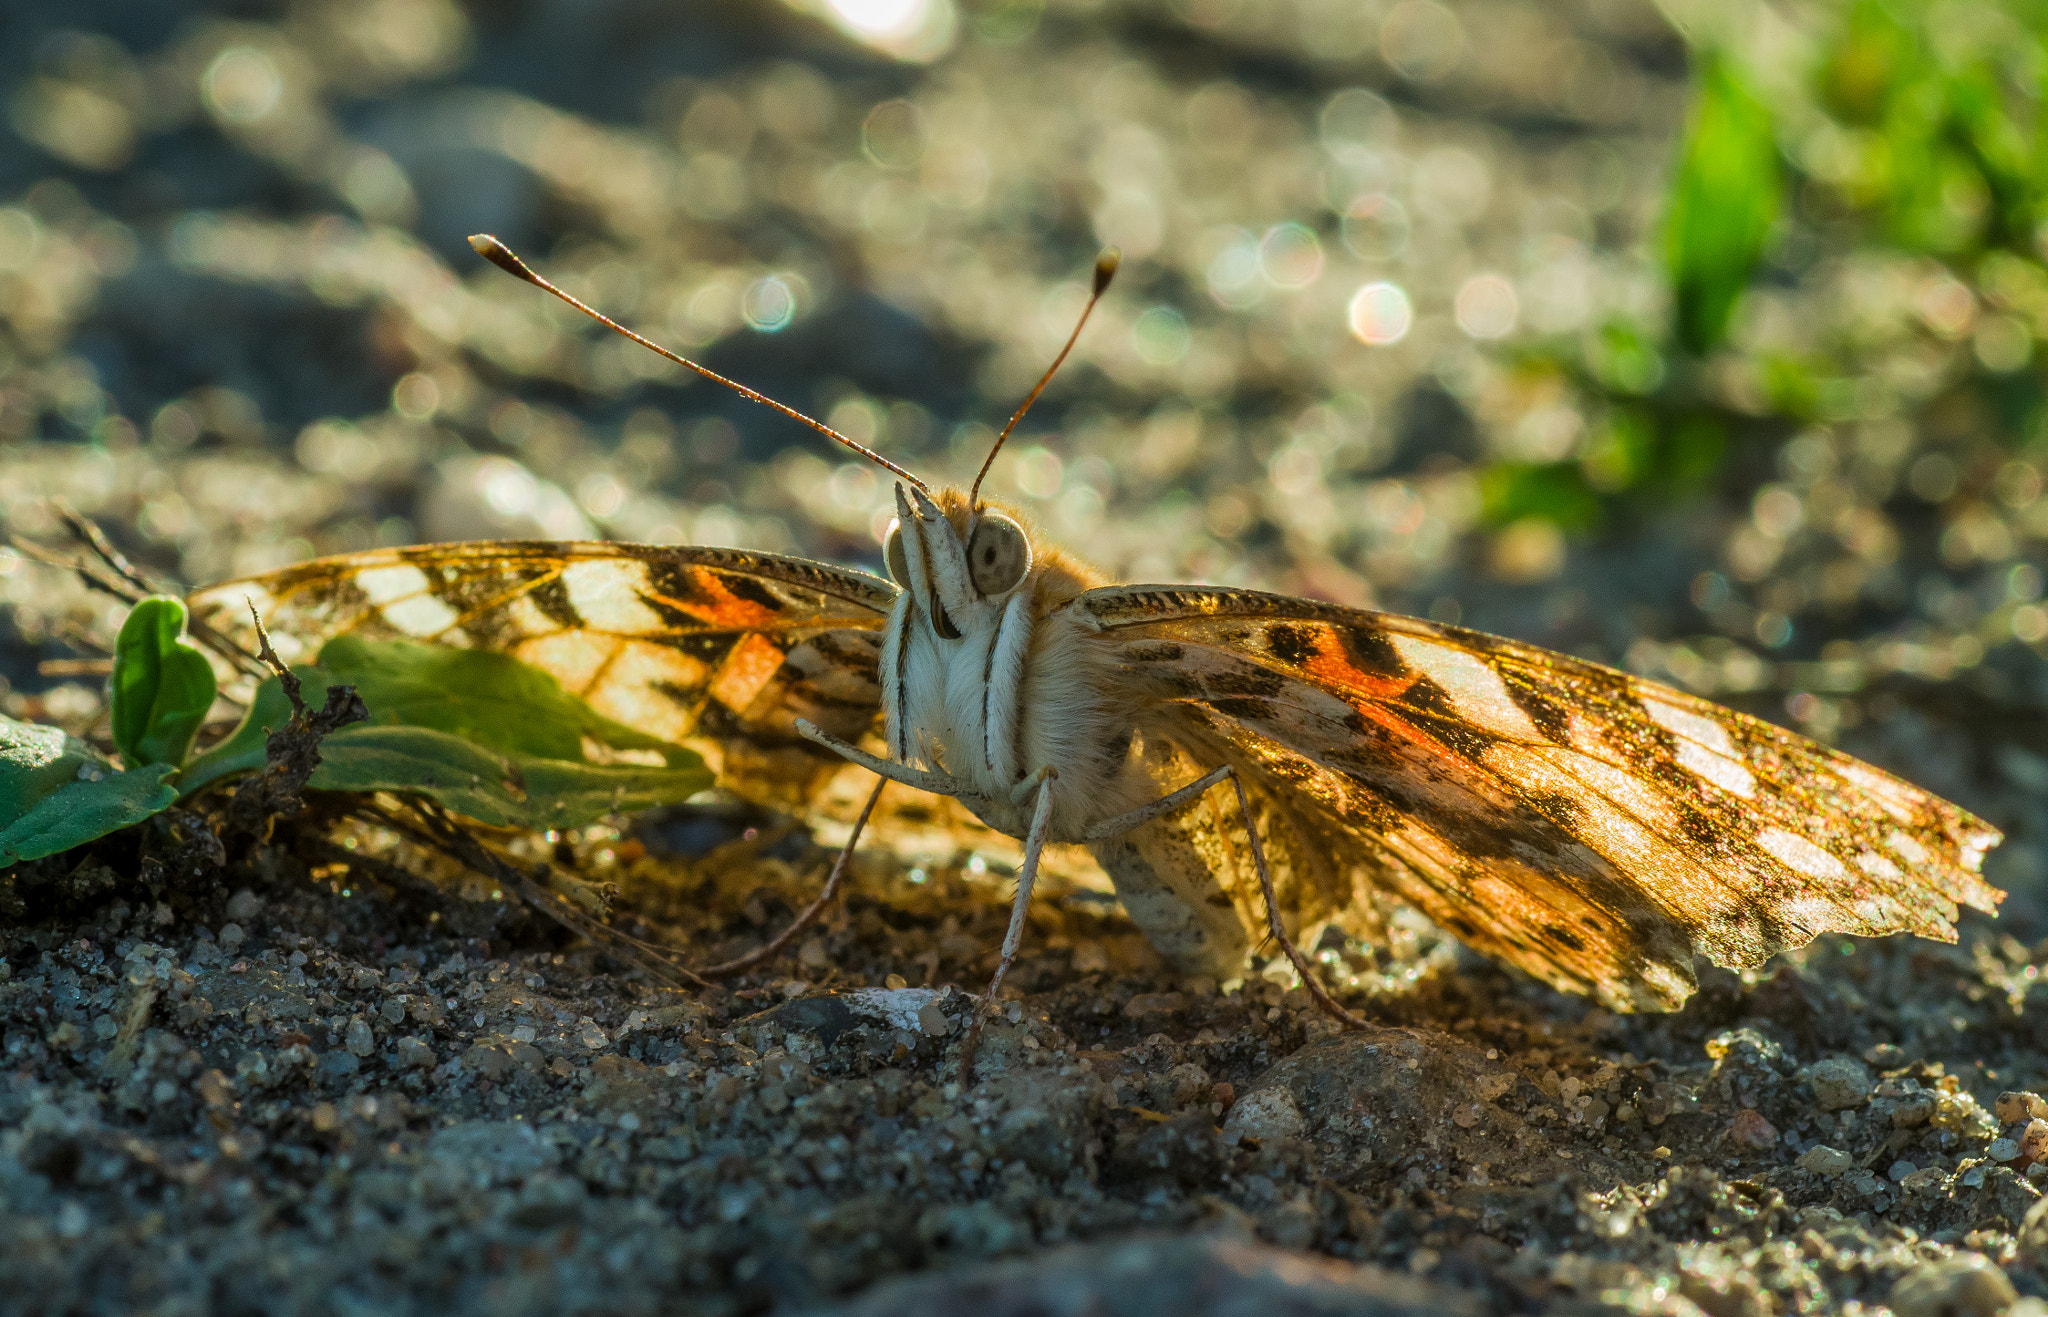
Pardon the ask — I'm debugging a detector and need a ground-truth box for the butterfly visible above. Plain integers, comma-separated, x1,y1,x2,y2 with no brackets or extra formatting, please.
187,236,2003,1044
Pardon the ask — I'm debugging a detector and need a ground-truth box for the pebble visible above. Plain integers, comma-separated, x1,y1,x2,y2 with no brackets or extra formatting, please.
1889,1256,2016,1317
1728,1110,1777,1150
1223,1087,1307,1143
1996,1092,2048,1124
1799,1145,1854,1176
1803,1057,1873,1111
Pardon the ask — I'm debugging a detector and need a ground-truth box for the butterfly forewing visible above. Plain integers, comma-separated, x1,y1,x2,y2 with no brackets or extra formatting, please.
1079,583,2002,1011
188,541,898,811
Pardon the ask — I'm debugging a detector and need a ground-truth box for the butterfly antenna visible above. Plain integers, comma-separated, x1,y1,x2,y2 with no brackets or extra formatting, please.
969,248,1119,508
468,235,931,494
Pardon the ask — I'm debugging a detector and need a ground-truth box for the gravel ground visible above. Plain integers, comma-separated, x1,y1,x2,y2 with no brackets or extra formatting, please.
5,0,2048,1314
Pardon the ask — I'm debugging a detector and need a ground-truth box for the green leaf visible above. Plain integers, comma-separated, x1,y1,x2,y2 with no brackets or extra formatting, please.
316,635,695,767
110,597,219,769
175,646,713,830
1479,462,1604,532
0,714,177,863
1665,53,1782,354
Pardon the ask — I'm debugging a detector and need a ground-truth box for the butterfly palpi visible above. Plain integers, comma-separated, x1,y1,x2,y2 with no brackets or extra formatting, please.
188,236,2003,1060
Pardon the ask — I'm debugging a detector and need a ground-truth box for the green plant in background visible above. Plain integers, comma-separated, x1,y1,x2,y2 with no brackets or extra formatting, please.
0,596,713,864
1484,0,2048,534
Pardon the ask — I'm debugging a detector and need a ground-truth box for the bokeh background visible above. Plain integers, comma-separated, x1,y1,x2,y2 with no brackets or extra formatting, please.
1,0,2045,904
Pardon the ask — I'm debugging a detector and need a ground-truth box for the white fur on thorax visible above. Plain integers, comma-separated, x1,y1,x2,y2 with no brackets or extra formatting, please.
879,500,1154,842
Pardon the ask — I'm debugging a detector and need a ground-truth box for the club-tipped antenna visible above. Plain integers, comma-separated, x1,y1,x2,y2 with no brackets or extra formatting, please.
468,234,930,494
969,248,1119,508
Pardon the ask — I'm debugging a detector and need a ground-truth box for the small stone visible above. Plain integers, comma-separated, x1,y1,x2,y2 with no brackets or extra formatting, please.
1222,1087,1306,1143
580,1022,608,1049
916,1002,951,1037
381,999,406,1025
1991,1138,2021,1162
1799,1145,1854,1176
1452,1103,1482,1129
1996,1091,2048,1125
797,937,829,968
396,1036,435,1069
218,924,245,952
1804,1056,1873,1111
1729,1110,1777,1150
1889,1159,1918,1182
345,1017,376,1058
1890,1256,2016,1317
2020,1119,2048,1164
224,889,262,922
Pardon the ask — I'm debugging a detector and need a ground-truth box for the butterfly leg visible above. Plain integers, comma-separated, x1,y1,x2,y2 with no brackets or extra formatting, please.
1077,764,1235,842
957,767,1058,1085
792,717,973,799
1228,772,1371,1033
694,775,888,980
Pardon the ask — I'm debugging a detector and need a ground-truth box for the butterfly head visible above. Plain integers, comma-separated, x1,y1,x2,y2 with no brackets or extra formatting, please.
883,482,1036,641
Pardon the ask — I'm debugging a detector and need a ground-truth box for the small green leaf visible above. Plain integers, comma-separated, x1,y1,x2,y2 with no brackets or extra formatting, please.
110,596,219,768
317,635,695,767
1480,462,1605,532
1665,53,1782,354
175,645,713,830
0,714,177,863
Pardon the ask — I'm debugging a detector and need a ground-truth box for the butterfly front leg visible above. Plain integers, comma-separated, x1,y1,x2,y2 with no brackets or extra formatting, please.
792,718,994,811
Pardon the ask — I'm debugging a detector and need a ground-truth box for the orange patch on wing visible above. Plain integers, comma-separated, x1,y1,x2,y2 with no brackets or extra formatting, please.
707,631,786,714
656,568,782,630
1296,626,1475,772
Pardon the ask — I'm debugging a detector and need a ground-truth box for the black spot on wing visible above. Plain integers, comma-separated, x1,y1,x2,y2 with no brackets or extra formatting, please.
529,576,583,630
1126,642,1185,663
1544,925,1586,951
1393,677,1493,759
1206,667,1287,699
1266,623,1316,667
723,573,787,613
1337,626,1405,682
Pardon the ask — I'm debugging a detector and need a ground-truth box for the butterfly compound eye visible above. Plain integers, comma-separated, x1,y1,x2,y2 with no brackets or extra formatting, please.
967,512,1031,596
883,518,910,588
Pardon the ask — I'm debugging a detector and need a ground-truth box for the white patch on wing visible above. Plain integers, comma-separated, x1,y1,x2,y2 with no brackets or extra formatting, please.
1387,635,1540,741
1758,827,1848,881
1645,697,1755,798
502,594,561,637
1673,737,1756,799
560,559,665,633
1834,760,1921,822
1855,850,1904,881
1886,828,1932,867
354,563,432,605
379,592,461,637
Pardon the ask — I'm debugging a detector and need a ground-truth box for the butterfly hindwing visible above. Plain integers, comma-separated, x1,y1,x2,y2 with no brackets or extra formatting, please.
187,541,898,811
1077,584,2002,1011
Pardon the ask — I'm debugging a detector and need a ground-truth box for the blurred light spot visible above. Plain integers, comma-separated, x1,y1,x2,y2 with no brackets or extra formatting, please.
1488,519,1564,583
1267,442,1323,497
1094,189,1163,260
1260,223,1323,290
1751,485,1802,539
1319,88,1396,152
203,47,282,124
337,148,417,225
1975,316,2032,372
1995,461,2042,509
1691,571,1730,609
1205,229,1264,309
479,457,537,518
1380,1,1465,82
815,0,956,61
827,398,883,449
1348,282,1411,345
742,276,796,331
829,462,878,509
1755,612,1792,648
392,373,439,419
1914,275,1974,339
0,209,41,272
860,177,927,241
2013,605,2048,645
1340,193,1409,261
1907,452,1958,503
922,141,989,208
861,98,926,168
1133,306,1192,366
2007,563,2043,603
1207,492,1251,538
1014,446,1063,499
151,402,200,450
971,0,1042,42
578,473,626,519
11,77,135,171
1413,147,1491,224
1454,274,1517,339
